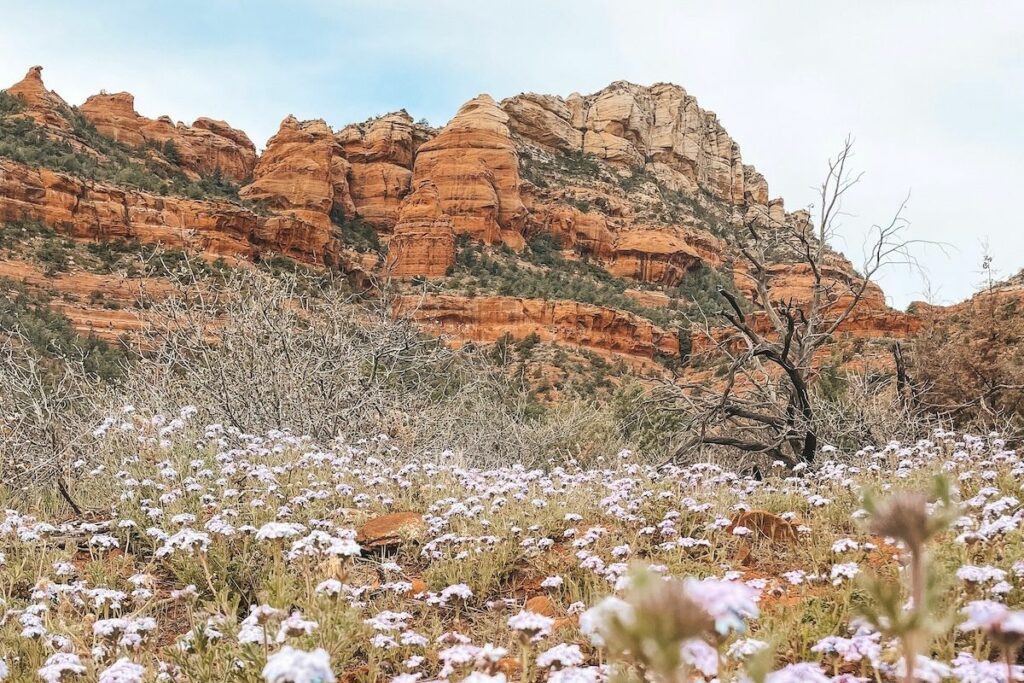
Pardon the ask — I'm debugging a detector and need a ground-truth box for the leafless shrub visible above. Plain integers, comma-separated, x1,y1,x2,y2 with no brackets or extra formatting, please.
2,264,628,497
661,138,931,467
0,334,110,501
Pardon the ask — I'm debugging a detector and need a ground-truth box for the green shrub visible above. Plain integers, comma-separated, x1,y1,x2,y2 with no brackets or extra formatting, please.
0,279,133,382
0,89,242,201
331,211,384,254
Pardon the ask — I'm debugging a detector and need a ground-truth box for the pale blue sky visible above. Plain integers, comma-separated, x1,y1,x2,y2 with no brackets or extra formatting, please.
2,1,1022,307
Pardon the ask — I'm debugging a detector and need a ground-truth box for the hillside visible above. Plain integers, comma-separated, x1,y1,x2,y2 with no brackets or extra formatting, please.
0,66,919,390
3,62,1024,683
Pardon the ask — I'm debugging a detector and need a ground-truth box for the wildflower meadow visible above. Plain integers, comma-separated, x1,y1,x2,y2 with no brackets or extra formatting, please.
2,408,1023,682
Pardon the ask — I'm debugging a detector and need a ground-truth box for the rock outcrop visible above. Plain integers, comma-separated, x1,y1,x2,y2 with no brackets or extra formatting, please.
2,65,923,371
0,159,337,264
6,66,74,133
336,111,431,228
607,228,707,285
386,182,455,278
79,92,257,182
503,81,778,213
410,96,527,247
240,116,355,229
394,294,680,361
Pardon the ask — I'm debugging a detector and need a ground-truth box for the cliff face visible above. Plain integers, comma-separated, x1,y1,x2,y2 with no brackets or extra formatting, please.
240,116,355,229
505,82,759,207
393,294,680,363
336,111,431,228
0,159,338,264
409,96,527,248
1,66,915,370
79,92,257,182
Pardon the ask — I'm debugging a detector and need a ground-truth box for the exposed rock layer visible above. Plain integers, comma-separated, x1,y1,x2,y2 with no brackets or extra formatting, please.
79,92,257,182
394,294,680,361
1,66,917,369
0,159,337,264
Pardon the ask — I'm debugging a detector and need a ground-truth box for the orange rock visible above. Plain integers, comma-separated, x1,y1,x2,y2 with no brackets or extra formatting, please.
79,92,256,182
608,229,704,285
554,615,579,631
336,111,432,228
5,66,73,132
504,81,758,208
496,657,522,675
728,510,798,543
502,93,582,152
356,512,427,548
386,182,455,278
407,577,427,595
624,289,673,309
411,95,526,248
241,116,355,229
393,294,680,363
0,159,339,266
524,595,557,617
531,204,615,260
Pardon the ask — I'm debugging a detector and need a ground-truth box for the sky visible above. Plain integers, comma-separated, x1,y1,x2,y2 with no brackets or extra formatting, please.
2,1,1021,308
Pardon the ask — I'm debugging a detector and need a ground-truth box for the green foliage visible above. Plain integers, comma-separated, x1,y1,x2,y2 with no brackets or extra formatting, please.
519,149,605,187
331,210,384,255
33,234,75,275
84,238,145,273
161,139,182,165
0,89,242,201
0,90,24,116
814,356,849,403
454,237,660,317
663,263,746,319
0,278,133,381
0,218,54,249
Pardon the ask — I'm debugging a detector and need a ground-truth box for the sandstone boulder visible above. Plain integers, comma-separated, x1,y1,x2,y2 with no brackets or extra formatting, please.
356,512,428,549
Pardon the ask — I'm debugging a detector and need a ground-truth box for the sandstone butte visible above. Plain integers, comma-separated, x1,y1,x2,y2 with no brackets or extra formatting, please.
79,92,257,183
0,66,923,366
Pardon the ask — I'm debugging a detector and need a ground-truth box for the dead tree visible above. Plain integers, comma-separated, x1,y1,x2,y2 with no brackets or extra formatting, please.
664,138,921,467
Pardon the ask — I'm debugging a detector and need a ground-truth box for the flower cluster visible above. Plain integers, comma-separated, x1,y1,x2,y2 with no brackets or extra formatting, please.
0,412,1022,682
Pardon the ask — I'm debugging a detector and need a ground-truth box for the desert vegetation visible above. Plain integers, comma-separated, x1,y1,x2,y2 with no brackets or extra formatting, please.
2,261,1024,682
2,398,1023,682
0,91,242,201
2,47,1022,683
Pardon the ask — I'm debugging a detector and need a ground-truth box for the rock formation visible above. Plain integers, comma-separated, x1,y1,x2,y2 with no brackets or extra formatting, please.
79,92,257,182
503,81,776,211
5,66,74,133
394,295,680,361
386,182,455,277
240,116,355,229
1,65,921,371
0,159,337,264
410,95,527,247
336,111,431,228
